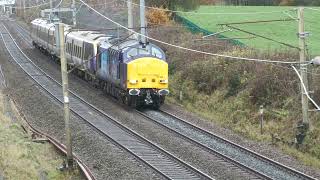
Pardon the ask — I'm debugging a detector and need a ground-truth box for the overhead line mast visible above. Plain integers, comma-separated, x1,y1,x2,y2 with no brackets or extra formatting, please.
127,0,133,35
139,0,147,46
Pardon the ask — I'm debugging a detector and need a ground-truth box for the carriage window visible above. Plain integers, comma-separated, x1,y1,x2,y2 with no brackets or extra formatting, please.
79,46,81,58
76,46,78,57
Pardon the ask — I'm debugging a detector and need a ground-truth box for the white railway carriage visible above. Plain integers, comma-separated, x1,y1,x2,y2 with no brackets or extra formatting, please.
64,31,110,72
31,19,110,74
31,19,71,55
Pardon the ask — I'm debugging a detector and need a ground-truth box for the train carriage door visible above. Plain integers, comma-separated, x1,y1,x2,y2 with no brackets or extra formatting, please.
100,47,109,78
84,42,94,72
97,45,101,72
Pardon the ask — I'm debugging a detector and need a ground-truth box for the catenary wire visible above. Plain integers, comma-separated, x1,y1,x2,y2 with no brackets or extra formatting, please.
54,0,63,9
9,0,56,9
120,0,290,15
306,7,320,12
77,0,305,65
292,65,320,110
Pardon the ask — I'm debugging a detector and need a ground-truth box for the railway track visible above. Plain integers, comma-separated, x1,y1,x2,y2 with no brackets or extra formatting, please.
137,109,317,180
8,19,319,180
0,22,213,180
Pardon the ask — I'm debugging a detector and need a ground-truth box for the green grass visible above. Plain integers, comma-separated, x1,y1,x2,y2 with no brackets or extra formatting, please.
0,94,82,180
179,6,320,55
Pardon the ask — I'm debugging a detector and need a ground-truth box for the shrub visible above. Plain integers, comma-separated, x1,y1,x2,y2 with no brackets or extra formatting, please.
146,7,172,26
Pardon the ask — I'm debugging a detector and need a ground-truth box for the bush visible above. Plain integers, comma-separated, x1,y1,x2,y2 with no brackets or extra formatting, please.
146,7,172,26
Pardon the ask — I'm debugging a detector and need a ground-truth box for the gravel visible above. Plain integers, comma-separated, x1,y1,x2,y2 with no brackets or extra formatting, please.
9,20,257,179
161,104,320,179
144,110,308,180
0,20,163,180
8,18,320,179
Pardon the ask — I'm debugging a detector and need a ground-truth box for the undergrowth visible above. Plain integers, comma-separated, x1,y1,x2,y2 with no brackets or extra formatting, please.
148,21,320,169
0,93,82,180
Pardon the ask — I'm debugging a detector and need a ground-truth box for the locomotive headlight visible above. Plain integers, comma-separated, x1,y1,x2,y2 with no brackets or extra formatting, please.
159,79,168,84
129,80,138,84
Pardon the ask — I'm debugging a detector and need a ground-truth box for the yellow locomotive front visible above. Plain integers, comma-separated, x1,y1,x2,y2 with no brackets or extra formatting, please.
122,43,169,109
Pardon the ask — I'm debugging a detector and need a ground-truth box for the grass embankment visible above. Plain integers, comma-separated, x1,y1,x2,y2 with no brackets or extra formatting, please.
148,20,320,169
166,50,320,168
180,6,320,55
0,92,82,179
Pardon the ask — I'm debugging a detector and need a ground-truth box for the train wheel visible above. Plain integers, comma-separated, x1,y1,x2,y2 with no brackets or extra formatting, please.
152,102,160,110
122,94,131,106
152,96,161,110
130,96,137,108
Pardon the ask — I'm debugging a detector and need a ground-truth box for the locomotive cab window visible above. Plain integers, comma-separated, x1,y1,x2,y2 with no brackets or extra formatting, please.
124,45,165,60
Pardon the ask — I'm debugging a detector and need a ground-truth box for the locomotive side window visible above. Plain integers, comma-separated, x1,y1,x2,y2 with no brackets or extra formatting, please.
126,48,137,58
151,47,163,59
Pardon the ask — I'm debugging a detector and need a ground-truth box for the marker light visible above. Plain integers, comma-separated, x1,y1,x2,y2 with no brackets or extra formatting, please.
129,80,138,84
159,79,168,84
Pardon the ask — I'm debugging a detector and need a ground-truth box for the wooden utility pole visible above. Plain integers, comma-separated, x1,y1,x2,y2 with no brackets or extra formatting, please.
298,7,309,126
57,23,74,168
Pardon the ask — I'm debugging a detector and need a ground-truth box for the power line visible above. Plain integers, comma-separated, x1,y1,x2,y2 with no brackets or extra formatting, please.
120,0,288,15
225,25,300,50
54,0,63,9
78,0,304,65
306,7,320,12
11,0,55,9
292,65,320,110
83,0,117,6
218,19,296,26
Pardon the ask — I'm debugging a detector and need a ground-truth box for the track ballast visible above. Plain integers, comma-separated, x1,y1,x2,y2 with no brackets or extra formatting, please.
0,22,213,180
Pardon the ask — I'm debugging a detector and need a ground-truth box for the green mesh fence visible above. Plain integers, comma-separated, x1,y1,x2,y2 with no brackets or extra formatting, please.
174,14,245,47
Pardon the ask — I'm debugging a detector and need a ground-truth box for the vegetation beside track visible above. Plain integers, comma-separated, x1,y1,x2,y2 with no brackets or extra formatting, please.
148,21,320,169
179,6,320,55
0,92,82,180
15,3,320,171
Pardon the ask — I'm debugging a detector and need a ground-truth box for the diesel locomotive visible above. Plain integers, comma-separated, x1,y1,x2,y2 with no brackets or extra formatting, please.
30,18,169,109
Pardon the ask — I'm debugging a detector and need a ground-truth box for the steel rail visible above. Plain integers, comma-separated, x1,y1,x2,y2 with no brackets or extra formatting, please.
0,21,95,180
1,22,213,180
10,18,318,180
11,17,317,180
136,110,272,180
12,100,96,180
147,108,317,180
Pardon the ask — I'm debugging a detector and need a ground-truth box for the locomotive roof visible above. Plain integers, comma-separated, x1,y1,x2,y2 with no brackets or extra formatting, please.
100,38,144,51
